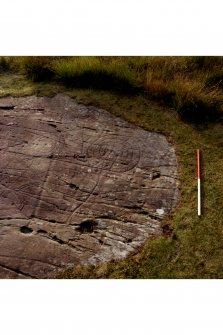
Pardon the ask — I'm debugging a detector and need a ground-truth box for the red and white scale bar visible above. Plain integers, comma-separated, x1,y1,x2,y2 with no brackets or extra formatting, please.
197,149,201,216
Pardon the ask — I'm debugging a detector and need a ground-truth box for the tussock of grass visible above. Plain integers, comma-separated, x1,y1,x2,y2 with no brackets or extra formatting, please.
0,57,11,72
19,56,55,82
0,56,20,73
145,57,223,123
53,57,140,93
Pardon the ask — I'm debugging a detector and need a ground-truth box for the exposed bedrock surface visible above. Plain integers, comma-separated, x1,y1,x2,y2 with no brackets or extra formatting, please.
0,94,179,278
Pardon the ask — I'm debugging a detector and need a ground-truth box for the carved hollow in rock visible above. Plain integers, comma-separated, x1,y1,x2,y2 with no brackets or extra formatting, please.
77,219,98,233
0,94,179,279
20,226,33,234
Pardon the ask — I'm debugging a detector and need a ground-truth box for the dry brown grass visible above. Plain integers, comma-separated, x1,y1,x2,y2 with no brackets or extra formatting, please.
145,57,223,123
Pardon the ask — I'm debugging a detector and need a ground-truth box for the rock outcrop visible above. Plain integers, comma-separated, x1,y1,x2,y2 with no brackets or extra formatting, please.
0,94,179,278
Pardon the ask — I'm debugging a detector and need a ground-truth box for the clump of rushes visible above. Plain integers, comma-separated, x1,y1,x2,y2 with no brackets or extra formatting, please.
20,56,55,82
53,56,140,93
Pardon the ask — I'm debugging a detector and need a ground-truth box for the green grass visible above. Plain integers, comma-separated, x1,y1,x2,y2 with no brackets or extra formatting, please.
0,72,65,98
53,56,141,92
0,57,223,278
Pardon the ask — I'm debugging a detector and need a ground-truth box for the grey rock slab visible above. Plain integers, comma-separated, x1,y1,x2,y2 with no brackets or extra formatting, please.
0,94,179,278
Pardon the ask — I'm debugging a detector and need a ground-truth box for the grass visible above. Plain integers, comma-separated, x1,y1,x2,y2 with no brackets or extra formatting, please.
7,56,223,123
144,56,223,123
53,57,140,92
0,56,223,278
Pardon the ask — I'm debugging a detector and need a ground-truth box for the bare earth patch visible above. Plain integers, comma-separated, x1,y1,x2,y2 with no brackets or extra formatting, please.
0,94,179,278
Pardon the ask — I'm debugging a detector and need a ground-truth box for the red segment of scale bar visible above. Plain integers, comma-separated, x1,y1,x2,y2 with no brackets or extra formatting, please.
197,149,200,179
